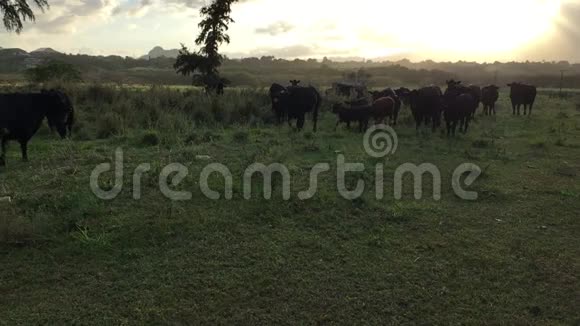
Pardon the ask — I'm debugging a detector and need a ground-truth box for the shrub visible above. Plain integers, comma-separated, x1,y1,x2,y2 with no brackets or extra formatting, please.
25,61,82,84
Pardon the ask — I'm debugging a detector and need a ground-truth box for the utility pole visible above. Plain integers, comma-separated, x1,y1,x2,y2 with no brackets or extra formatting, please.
559,70,567,97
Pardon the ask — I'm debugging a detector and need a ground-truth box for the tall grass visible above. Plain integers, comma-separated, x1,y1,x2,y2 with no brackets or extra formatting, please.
5,84,278,141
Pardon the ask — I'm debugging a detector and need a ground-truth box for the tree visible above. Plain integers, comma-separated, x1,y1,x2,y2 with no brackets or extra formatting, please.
1,0,49,33
25,61,82,84
174,0,238,94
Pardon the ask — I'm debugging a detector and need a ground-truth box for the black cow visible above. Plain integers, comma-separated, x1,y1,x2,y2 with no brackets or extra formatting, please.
507,83,537,115
332,103,372,132
271,85,321,132
445,80,481,117
345,97,371,107
269,83,287,123
332,82,367,98
408,86,443,132
0,90,73,166
481,85,500,115
443,92,475,136
370,88,402,125
395,87,411,106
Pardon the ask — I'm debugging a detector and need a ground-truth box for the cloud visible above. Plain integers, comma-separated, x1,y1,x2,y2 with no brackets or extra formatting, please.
165,0,207,9
24,0,119,34
255,21,294,36
521,1,580,62
113,0,154,17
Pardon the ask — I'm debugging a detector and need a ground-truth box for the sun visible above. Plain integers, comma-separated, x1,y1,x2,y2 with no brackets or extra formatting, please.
237,0,563,61
352,0,563,59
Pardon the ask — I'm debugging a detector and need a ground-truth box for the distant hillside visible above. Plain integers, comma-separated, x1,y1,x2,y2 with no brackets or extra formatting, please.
1,46,580,88
0,48,29,57
32,48,61,55
140,46,179,59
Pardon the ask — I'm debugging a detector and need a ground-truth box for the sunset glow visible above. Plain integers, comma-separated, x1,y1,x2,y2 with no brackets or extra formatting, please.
0,0,575,62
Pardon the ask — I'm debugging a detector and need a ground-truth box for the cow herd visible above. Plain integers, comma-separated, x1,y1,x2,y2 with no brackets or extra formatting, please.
270,80,538,136
0,81,538,167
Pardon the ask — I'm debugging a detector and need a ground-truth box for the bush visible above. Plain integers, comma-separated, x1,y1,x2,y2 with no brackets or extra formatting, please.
25,61,82,84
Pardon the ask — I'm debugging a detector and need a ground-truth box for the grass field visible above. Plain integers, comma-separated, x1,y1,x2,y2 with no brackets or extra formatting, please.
1,87,579,324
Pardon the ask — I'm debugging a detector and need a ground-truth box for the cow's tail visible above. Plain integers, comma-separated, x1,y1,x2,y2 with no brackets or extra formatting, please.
313,89,321,132
66,108,75,137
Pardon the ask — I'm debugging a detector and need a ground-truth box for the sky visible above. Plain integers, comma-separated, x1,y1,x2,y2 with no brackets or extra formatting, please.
0,0,578,62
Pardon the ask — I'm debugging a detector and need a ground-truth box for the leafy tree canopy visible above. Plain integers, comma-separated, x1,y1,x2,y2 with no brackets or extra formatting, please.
25,61,82,84
174,0,237,91
0,0,49,33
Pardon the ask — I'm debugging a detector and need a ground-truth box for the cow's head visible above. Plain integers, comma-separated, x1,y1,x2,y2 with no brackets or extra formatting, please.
271,89,289,114
331,103,346,114
42,89,74,139
289,80,301,87
446,79,462,88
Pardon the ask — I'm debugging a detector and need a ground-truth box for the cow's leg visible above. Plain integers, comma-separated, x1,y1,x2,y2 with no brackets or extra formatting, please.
312,110,318,133
335,120,341,131
512,103,516,115
297,115,305,131
463,118,470,134
19,139,28,162
448,121,453,137
0,134,6,167
362,120,369,132
529,103,533,115
431,115,438,133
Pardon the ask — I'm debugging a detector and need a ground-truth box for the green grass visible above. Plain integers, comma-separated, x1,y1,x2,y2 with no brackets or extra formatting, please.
0,88,579,324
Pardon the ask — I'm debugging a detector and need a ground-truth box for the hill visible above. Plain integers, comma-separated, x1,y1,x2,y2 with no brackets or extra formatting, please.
1,47,580,88
140,46,180,59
